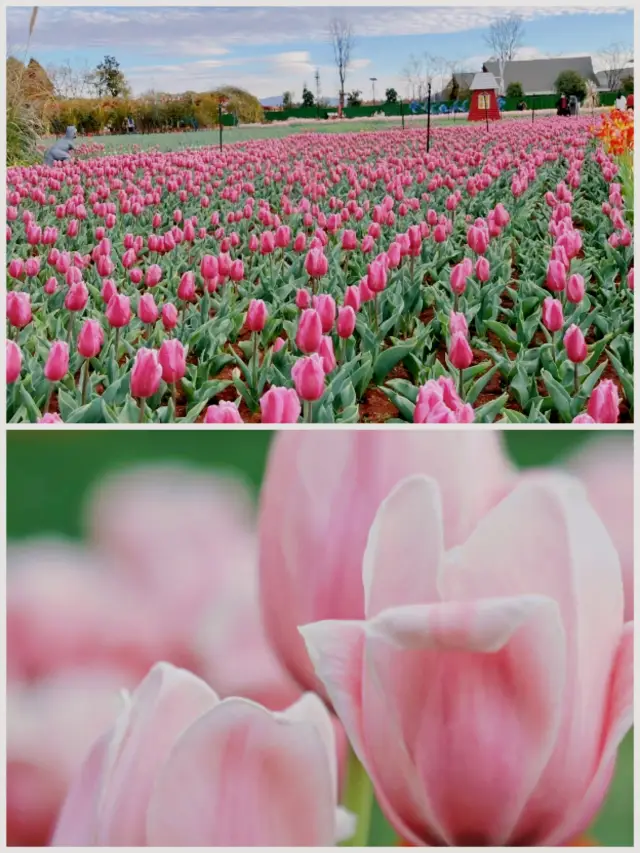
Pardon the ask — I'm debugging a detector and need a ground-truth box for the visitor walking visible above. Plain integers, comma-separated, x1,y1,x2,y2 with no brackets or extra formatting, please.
556,93,569,116
615,92,627,111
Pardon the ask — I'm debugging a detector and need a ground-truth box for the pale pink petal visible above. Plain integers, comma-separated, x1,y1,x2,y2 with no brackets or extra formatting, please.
441,474,623,842
544,622,634,845
565,437,634,620
51,732,110,845
364,595,565,845
363,475,444,619
147,697,336,846
300,620,427,847
97,663,218,845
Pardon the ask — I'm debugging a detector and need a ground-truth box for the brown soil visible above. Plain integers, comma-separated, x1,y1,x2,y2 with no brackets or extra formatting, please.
360,385,398,423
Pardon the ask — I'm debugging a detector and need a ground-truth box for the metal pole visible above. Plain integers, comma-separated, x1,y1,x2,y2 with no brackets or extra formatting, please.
219,103,223,151
400,99,405,130
485,93,489,131
426,82,432,152
532,94,535,124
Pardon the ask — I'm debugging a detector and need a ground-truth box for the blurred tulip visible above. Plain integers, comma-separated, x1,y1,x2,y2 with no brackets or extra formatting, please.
204,402,244,424
6,340,22,384
260,387,301,424
7,292,32,328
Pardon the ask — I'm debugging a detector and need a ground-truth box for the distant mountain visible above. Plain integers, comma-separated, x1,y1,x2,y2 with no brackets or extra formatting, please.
260,95,340,108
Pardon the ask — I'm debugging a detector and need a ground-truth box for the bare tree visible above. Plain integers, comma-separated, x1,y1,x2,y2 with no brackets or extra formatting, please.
483,13,524,95
329,18,355,115
402,53,446,101
47,59,94,98
599,42,634,90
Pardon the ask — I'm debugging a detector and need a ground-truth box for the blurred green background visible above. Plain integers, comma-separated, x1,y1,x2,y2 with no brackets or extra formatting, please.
6,429,633,845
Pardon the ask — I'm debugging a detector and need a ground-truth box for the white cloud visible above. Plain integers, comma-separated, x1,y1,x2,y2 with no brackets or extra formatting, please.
352,58,373,70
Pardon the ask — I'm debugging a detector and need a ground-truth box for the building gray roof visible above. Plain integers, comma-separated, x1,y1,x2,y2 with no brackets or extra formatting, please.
484,56,600,95
470,72,498,91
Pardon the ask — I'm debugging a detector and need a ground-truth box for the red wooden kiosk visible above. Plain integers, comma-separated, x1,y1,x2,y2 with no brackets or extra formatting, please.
468,71,501,122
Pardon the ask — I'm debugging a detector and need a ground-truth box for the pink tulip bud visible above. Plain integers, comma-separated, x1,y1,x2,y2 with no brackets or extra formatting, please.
344,285,361,313
291,353,325,401
230,259,244,282
77,319,104,359
449,332,473,370
546,259,567,293
367,260,387,294
296,289,311,310
341,230,358,251
414,376,474,423
246,299,268,333
204,401,244,423
38,413,64,424
218,253,232,279
295,309,323,354
449,311,468,338
158,339,187,384
294,232,307,252
305,248,329,278
564,324,587,363
138,293,159,325
106,294,131,329
44,276,58,295
64,280,89,312
566,273,585,304
6,340,22,384
337,305,356,339
475,257,490,283
122,249,137,269
273,336,286,353
386,242,402,268
7,292,32,328
572,413,596,424
449,263,468,296
101,279,117,303
259,386,301,423
493,203,510,227
467,225,489,255
248,234,259,253
319,336,337,374
260,231,275,255
312,294,336,333
586,379,620,424
178,272,196,302
161,302,179,331
8,259,25,280
275,225,291,248
66,219,79,238
627,267,634,291
130,348,162,398
145,264,163,288
44,341,69,382
361,235,375,254
25,257,41,278
130,268,143,285
542,297,564,333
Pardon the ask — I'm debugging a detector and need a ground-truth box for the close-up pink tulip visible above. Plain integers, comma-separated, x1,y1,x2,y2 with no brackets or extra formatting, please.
260,386,301,424
301,472,632,846
161,302,178,331
64,280,89,313
158,339,187,385
337,305,356,339
7,292,32,329
138,293,159,325
291,353,326,402
105,293,131,328
586,379,620,424
130,348,162,398
204,401,244,424
313,294,337,333
145,264,163,287
52,663,352,846
546,259,567,292
77,320,104,360
414,377,474,424
564,324,587,364
448,331,473,370
6,340,22,384
259,432,513,692
246,298,268,333
296,308,323,354
566,273,586,304
44,341,70,383
542,297,564,333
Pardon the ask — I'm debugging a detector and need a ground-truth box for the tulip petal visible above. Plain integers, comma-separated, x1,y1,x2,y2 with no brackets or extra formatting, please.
51,732,110,845
364,595,565,845
147,697,336,846
544,622,634,845
363,476,444,619
441,473,623,842
97,663,218,845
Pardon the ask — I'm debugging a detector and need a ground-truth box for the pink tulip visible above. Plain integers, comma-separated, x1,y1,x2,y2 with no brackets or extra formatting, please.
38,413,64,424
291,354,325,401
158,339,186,385
25,257,41,278
542,297,564,333
246,299,268,333
467,225,489,254
493,202,510,227
7,292,32,328
101,279,117,303
44,341,69,382
203,402,244,424
337,306,356,339
200,255,218,280
296,288,311,310
176,271,196,302
367,260,387,294
564,325,587,363
475,257,490,283
260,387,301,424
6,341,22,384
52,663,350,846
260,231,275,255
96,256,114,278
296,309,323,354
305,248,329,278
8,259,25,280
414,376,474,424
45,276,58,295
301,471,632,846
145,264,163,288
586,379,620,424
106,294,131,328
566,273,585,305
130,348,162,398
449,311,468,338
138,293,159,325
319,336,337,374
572,413,595,424
344,285,361,313
341,229,357,251
64,281,89,312
77,320,104,359
230,259,244,282
312,294,336,333
275,224,291,248
449,263,468,296
449,333,473,370
161,303,178,331
546,259,567,293
627,267,634,291
433,224,447,243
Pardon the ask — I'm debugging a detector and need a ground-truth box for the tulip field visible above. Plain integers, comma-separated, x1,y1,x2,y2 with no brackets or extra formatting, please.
6,115,634,424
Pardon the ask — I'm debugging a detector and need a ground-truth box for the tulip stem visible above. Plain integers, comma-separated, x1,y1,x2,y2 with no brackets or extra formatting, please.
251,331,259,391
114,327,120,361
340,747,373,847
303,400,313,424
67,312,74,346
138,400,145,423
458,366,464,401
81,359,89,406
171,383,177,416
574,362,580,395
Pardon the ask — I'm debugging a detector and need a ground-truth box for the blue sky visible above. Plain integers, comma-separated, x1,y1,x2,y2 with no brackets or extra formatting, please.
6,5,635,99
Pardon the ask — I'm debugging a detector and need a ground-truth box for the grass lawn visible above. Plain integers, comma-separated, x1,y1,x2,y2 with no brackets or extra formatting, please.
6,429,633,845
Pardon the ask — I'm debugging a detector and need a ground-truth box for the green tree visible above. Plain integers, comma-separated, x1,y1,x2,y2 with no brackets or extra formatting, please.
554,70,587,102
302,84,315,107
93,55,129,97
347,89,362,107
385,87,398,104
506,81,524,99
282,90,294,109
621,74,634,95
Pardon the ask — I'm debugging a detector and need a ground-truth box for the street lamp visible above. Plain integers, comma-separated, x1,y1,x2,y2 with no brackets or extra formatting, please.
370,77,377,106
